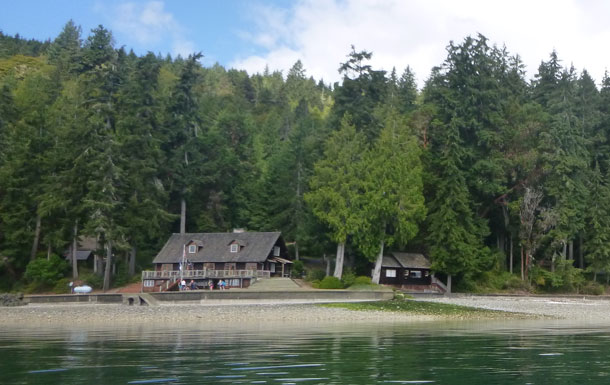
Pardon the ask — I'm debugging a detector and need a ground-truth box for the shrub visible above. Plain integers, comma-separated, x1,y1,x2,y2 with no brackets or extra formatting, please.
353,276,372,285
80,273,103,289
24,255,69,287
530,261,585,293
581,281,605,295
53,278,73,294
318,276,344,289
292,260,305,278
502,275,530,292
306,269,326,282
341,269,356,287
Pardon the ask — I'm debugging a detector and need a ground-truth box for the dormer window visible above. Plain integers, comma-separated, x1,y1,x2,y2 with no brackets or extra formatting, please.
273,246,280,256
230,244,239,253
188,245,197,254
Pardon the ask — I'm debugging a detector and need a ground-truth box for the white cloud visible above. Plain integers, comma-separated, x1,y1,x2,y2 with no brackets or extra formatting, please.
231,0,610,87
100,1,195,58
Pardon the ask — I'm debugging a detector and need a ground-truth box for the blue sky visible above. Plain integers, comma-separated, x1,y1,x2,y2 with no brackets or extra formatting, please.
0,0,276,67
2,1,610,87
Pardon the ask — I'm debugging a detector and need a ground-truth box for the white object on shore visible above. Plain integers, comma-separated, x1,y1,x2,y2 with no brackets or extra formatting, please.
73,285,92,294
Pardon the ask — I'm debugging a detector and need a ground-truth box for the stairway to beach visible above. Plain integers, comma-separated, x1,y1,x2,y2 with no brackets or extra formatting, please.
248,277,301,290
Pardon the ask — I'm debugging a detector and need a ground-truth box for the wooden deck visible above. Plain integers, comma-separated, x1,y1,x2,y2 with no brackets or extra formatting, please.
141,269,271,280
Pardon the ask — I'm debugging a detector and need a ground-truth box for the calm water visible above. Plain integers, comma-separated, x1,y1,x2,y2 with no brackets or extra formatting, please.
2,320,610,384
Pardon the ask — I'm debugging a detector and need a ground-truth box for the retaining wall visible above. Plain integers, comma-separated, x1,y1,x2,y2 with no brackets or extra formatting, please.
25,294,123,304
149,289,393,303
24,289,393,305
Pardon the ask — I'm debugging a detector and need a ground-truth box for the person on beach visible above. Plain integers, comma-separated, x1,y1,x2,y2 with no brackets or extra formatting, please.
219,279,226,290
180,279,186,291
209,281,214,290
189,280,196,290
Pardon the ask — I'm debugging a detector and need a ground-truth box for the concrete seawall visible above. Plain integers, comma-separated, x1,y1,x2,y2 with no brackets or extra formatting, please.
26,293,123,304
25,289,393,305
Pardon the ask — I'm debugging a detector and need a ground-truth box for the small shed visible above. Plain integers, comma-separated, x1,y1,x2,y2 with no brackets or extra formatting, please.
379,252,432,286
64,237,101,271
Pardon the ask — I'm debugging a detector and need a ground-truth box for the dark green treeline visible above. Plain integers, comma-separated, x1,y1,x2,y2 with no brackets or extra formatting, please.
1,24,610,291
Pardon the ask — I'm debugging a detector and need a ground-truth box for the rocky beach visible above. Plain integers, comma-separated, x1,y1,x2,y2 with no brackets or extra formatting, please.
2,295,610,328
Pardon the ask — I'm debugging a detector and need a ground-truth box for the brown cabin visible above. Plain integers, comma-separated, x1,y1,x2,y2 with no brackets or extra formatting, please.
142,231,291,292
379,252,432,287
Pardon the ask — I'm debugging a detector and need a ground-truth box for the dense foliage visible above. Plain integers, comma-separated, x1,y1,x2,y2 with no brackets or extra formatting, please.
2,23,610,292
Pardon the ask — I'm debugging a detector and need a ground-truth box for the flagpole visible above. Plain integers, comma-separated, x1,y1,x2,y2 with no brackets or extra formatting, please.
180,244,185,290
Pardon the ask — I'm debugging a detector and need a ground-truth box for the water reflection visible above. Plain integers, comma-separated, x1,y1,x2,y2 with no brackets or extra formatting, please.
2,320,610,384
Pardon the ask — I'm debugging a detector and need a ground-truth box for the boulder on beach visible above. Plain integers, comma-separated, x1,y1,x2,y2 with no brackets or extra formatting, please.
0,293,26,307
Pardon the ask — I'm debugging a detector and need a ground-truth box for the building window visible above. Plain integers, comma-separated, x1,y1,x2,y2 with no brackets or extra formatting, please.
230,244,239,253
225,263,236,271
270,263,276,273
188,245,196,254
143,280,155,287
410,270,422,279
273,246,280,256
385,269,396,278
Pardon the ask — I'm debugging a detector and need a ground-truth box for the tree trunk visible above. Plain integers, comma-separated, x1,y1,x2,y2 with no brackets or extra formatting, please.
180,197,186,235
525,251,530,281
47,244,51,261
447,274,452,294
72,220,79,279
324,254,331,276
561,241,567,261
295,242,299,261
371,239,385,284
333,242,345,279
30,213,42,261
579,234,584,268
103,240,113,292
509,233,513,274
520,246,524,280
568,240,574,261
129,245,136,277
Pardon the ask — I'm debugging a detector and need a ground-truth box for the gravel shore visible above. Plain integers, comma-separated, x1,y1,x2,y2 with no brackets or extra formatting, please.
2,295,609,328
415,295,610,322
0,302,439,327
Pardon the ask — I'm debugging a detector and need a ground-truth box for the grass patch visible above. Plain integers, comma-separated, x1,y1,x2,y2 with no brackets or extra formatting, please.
322,299,526,319
346,283,387,291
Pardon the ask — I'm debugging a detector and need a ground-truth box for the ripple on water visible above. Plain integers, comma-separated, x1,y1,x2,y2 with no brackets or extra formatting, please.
127,378,178,384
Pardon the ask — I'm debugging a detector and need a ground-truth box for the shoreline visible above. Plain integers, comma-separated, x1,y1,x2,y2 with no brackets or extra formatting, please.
2,295,609,328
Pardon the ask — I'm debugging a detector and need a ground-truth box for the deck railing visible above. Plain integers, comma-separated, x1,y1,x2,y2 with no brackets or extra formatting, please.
141,269,271,281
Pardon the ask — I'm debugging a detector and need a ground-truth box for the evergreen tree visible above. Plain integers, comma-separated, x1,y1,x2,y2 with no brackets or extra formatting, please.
356,109,426,283
78,25,124,290
305,114,367,278
425,120,492,292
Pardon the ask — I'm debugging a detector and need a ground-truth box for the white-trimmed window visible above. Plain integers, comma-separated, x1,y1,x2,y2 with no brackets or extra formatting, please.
385,269,397,278
188,245,197,254
143,280,155,287
410,270,422,279
273,246,280,256
230,244,239,253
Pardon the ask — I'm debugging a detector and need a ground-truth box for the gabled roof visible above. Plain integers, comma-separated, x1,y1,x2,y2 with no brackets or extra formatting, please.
382,252,430,269
153,232,284,264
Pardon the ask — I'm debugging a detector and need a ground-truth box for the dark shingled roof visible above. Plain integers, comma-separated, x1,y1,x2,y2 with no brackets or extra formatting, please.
381,255,401,268
382,252,430,269
153,232,283,264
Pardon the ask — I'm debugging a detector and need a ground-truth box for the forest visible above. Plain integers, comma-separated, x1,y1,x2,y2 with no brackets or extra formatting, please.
1,21,609,294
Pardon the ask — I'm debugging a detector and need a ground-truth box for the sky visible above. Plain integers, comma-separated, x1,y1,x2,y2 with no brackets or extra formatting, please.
1,0,610,88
